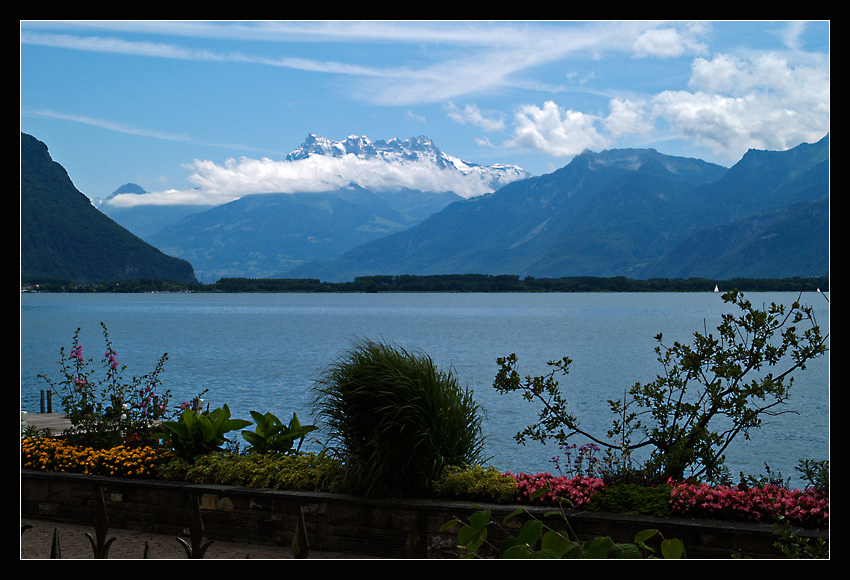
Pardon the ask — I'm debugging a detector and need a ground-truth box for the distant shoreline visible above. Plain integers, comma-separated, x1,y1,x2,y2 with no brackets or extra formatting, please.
22,274,829,295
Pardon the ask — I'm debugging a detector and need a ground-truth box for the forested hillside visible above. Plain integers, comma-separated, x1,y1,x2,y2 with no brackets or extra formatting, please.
21,133,197,285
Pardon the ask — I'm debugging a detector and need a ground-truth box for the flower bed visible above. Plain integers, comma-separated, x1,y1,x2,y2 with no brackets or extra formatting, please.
21,437,172,478
505,471,827,530
668,480,828,529
508,472,607,508
21,436,828,531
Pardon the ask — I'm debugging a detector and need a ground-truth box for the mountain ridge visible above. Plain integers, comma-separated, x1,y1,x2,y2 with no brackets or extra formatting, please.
144,186,462,280
20,133,197,285
288,135,828,282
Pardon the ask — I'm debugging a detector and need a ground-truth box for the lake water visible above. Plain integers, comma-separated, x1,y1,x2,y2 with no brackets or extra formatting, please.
20,291,829,488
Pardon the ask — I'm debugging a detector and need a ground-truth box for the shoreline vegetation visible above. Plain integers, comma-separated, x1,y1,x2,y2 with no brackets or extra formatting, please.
21,274,829,294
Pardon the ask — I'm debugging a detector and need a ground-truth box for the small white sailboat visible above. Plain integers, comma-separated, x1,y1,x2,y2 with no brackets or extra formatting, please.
714,285,719,292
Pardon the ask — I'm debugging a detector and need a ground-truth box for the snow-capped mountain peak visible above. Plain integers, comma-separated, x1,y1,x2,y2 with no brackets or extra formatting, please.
285,133,531,196
286,133,443,163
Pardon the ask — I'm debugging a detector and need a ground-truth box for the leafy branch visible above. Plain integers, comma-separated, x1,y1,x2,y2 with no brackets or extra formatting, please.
493,290,828,481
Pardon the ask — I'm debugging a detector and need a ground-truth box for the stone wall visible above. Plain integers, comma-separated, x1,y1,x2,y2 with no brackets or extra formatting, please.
21,469,827,558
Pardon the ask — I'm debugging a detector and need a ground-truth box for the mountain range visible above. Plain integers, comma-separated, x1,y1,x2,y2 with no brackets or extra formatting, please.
93,183,204,239
23,130,829,286
288,134,829,282
106,134,531,281
145,186,463,280
96,134,531,242
286,133,530,190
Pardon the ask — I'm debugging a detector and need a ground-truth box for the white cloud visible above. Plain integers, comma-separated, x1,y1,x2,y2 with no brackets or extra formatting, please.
505,49,828,163
28,109,194,143
506,101,609,157
506,98,657,157
445,102,505,131
25,21,827,190
604,98,654,139
107,153,505,208
21,21,687,107
502,98,651,158
777,21,809,52
632,23,710,58
652,52,829,159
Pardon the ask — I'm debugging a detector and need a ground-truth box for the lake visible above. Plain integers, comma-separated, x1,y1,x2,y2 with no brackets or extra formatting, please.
20,291,829,488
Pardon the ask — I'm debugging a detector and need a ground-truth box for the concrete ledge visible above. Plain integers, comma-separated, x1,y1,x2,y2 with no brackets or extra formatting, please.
20,469,827,558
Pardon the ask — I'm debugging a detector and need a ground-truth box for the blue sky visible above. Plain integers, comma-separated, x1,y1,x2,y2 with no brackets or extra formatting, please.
20,20,830,207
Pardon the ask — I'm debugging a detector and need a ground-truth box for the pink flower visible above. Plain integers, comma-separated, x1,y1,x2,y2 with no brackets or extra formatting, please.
668,479,827,529
507,472,607,507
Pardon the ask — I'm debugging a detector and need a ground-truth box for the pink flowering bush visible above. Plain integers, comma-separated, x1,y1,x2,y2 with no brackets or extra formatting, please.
504,470,828,530
668,479,828,529
38,323,179,449
508,472,607,508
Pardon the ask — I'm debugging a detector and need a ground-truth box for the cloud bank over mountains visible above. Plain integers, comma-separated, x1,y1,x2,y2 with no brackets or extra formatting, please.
106,134,531,208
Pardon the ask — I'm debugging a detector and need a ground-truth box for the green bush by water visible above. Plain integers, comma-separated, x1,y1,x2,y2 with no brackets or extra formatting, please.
311,338,487,497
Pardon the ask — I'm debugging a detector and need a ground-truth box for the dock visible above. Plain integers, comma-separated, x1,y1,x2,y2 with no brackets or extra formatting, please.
21,412,163,434
21,412,72,433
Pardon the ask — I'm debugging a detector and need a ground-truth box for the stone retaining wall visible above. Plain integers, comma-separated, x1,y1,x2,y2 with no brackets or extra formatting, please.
21,469,827,558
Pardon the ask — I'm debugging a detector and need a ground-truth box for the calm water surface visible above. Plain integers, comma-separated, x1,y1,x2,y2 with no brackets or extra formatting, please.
20,291,829,488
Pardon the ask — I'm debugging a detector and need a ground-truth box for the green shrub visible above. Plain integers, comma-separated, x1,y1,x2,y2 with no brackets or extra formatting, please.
154,455,194,482
586,483,672,518
433,465,519,504
311,339,487,497
156,451,346,492
442,504,685,559
241,410,317,454
159,404,251,460
242,452,345,491
796,459,829,495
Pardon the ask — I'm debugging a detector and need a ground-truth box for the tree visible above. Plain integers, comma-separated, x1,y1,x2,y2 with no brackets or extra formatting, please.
493,290,828,482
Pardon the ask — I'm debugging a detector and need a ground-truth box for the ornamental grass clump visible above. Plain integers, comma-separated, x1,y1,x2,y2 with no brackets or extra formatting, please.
311,339,487,497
